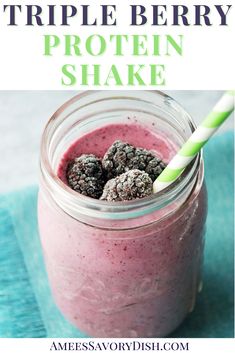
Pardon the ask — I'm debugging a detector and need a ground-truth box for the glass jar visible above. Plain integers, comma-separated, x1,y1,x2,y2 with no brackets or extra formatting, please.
38,91,207,338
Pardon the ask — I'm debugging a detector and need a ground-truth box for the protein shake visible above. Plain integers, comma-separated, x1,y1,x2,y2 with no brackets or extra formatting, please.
38,91,207,337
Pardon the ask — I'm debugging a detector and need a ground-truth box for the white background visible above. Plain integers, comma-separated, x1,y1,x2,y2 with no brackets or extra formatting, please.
0,0,234,89
0,338,235,353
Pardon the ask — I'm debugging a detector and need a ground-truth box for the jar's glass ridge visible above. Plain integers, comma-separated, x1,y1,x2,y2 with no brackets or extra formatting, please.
40,90,202,226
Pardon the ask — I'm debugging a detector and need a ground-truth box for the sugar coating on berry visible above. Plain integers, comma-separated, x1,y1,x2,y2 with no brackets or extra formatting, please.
66,154,105,199
100,169,153,202
102,140,166,181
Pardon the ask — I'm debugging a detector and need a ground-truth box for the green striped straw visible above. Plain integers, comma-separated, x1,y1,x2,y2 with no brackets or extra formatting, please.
153,91,234,193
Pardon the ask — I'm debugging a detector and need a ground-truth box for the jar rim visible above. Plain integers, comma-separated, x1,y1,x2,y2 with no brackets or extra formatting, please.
40,90,202,220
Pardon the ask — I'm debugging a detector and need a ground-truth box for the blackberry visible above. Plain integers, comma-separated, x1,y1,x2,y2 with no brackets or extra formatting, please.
66,154,105,199
100,169,153,202
102,140,166,181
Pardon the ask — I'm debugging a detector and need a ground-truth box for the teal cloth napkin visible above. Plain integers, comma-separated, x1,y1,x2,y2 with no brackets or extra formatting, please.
0,131,234,338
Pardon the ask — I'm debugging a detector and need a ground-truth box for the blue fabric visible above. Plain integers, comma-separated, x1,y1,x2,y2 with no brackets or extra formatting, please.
0,131,234,338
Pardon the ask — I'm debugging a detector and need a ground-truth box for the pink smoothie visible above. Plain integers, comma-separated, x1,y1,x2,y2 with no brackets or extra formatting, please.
38,123,207,337
57,123,176,184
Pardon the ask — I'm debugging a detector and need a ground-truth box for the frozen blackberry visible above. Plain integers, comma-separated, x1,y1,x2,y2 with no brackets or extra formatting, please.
66,154,105,199
100,169,153,202
102,140,166,181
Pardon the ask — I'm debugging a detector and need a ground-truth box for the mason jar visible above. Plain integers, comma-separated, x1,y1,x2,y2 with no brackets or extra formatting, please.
38,91,207,338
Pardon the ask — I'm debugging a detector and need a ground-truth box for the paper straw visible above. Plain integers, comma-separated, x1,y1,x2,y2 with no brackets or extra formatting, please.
153,91,234,193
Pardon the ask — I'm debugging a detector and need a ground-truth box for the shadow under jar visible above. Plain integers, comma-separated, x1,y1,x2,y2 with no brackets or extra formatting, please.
38,91,207,338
